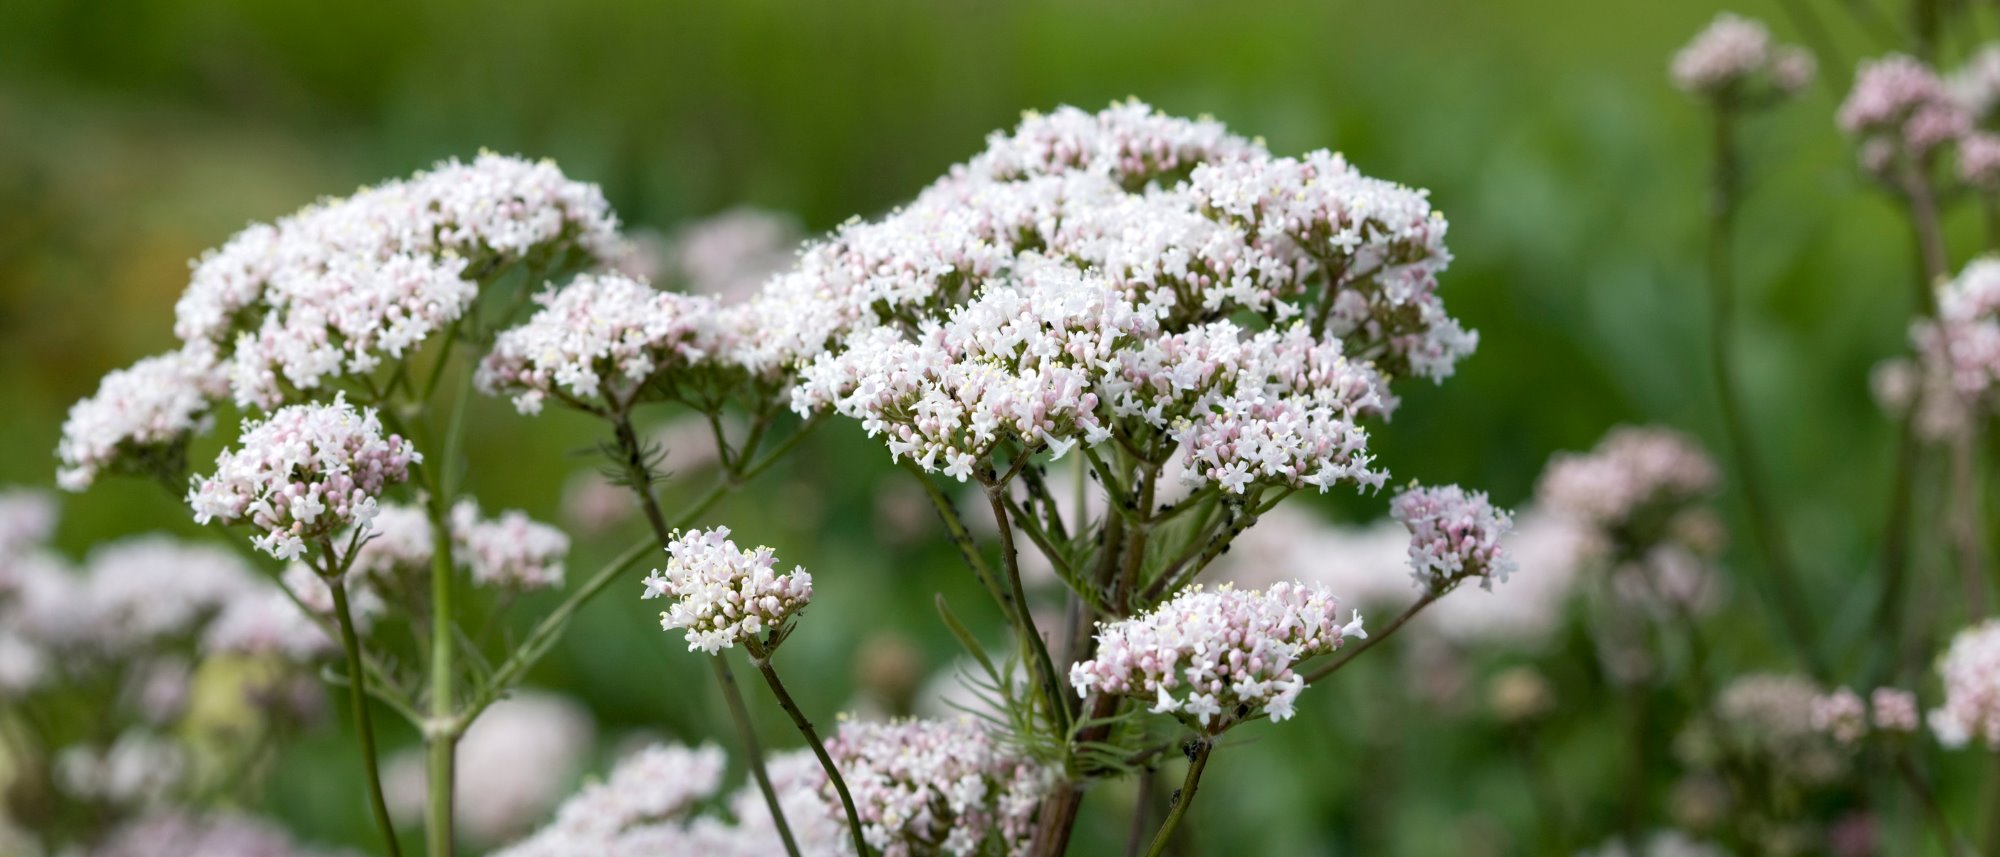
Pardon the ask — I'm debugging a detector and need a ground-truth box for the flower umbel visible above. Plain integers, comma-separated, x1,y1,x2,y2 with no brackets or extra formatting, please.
640,526,813,654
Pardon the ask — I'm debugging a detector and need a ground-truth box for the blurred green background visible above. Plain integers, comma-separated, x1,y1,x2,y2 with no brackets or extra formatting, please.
0,0,1970,853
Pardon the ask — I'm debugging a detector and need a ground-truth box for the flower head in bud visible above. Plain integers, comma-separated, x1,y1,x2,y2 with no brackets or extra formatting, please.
1390,483,1516,592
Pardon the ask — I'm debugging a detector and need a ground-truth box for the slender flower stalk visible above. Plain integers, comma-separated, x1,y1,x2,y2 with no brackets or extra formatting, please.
743,638,869,857
329,574,404,857
1142,738,1212,857
1701,93,1825,678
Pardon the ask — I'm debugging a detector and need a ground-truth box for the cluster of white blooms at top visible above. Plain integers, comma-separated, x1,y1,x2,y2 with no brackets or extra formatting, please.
1906,259,2000,439
57,342,229,491
187,396,420,561
169,154,619,410
1070,581,1364,731
1811,686,1920,744
383,691,595,846
1389,483,1516,592
825,718,1052,857
779,101,1470,492
1930,619,2000,748
495,742,843,857
1669,13,1815,97
641,526,813,654
450,500,570,590
80,810,359,857
1840,55,1976,174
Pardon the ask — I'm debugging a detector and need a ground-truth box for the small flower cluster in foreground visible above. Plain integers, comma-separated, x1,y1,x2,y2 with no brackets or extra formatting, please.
826,718,1052,857
1070,581,1363,730
1930,619,2000,748
82,810,358,857
1389,483,1516,592
1670,13,1815,98
1811,686,1920,744
641,526,813,654
174,153,620,409
57,343,228,491
495,742,841,857
187,395,420,561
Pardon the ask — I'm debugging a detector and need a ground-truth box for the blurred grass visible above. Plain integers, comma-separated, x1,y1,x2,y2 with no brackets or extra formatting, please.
0,0,1977,853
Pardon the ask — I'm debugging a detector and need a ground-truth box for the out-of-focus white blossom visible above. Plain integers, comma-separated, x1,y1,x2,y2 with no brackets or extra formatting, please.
1908,259,2000,440
82,810,359,857
1811,687,1868,744
641,526,812,653
187,395,420,561
1389,483,1515,592
1579,830,1727,857
1070,581,1362,730
1421,507,1588,647
57,343,228,491
383,691,595,846
657,208,804,301
1950,43,2000,122
1873,687,1920,732
0,489,57,562
451,500,569,590
1538,427,1720,541
174,153,621,409
1930,619,2000,748
1670,14,1814,97
81,535,256,653
826,717,1052,857
54,732,187,806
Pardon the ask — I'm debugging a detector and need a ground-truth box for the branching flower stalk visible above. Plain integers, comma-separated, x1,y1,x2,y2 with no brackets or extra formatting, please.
318,535,403,857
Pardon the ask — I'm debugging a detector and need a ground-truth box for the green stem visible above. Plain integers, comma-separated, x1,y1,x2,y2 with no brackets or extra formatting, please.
747,645,871,856
1142,739,1213,857
424,485,457,857
329,579,405,857
984,482,1071,733
1704,104,1825,679
708,656,803,857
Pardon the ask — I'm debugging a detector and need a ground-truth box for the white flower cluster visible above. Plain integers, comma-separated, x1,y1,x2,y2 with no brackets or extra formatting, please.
383,691,595,846
1669,13,1815,97
187,395,420,561
1906,259,2000,439
781,102,1473,492
172,153,619,409
451,500,571,590
656,207,804,301
1578,830,1727,857
495,743,843,857
476,273,726,414
1930,619,2000,748
57,343,229,491
82,810,359,857
78,536,257,653
54,731,187,806
1702,673,1847,786
1950,43,2000,123
1389,483,1516,592
640,526,813,653
1070,581,1364,730
826,717,1053,857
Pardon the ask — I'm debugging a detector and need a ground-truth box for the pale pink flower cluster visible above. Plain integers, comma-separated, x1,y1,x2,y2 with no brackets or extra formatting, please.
451,500,570,590
1839,55,1973,171
54,731,187,806
1958,132,2000,189
187,395,420,561
1812,686,1921,744
1930,619,2000,748
1669,14,1815,97
825,717,1052,857
1537,426,1721,547
57,342,229,491
348,502,437,578
1949,43,2000,122
1707,673,1848,785
1389,483,1516,592
1070,581,1364,730
476,273,725,414
172,154,619,409
1421,508,1589,647
641,526,813,653
1907,259,2000,439
201,587,336,660
84,810,359,857
79,536,257,654
384,691,595,846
